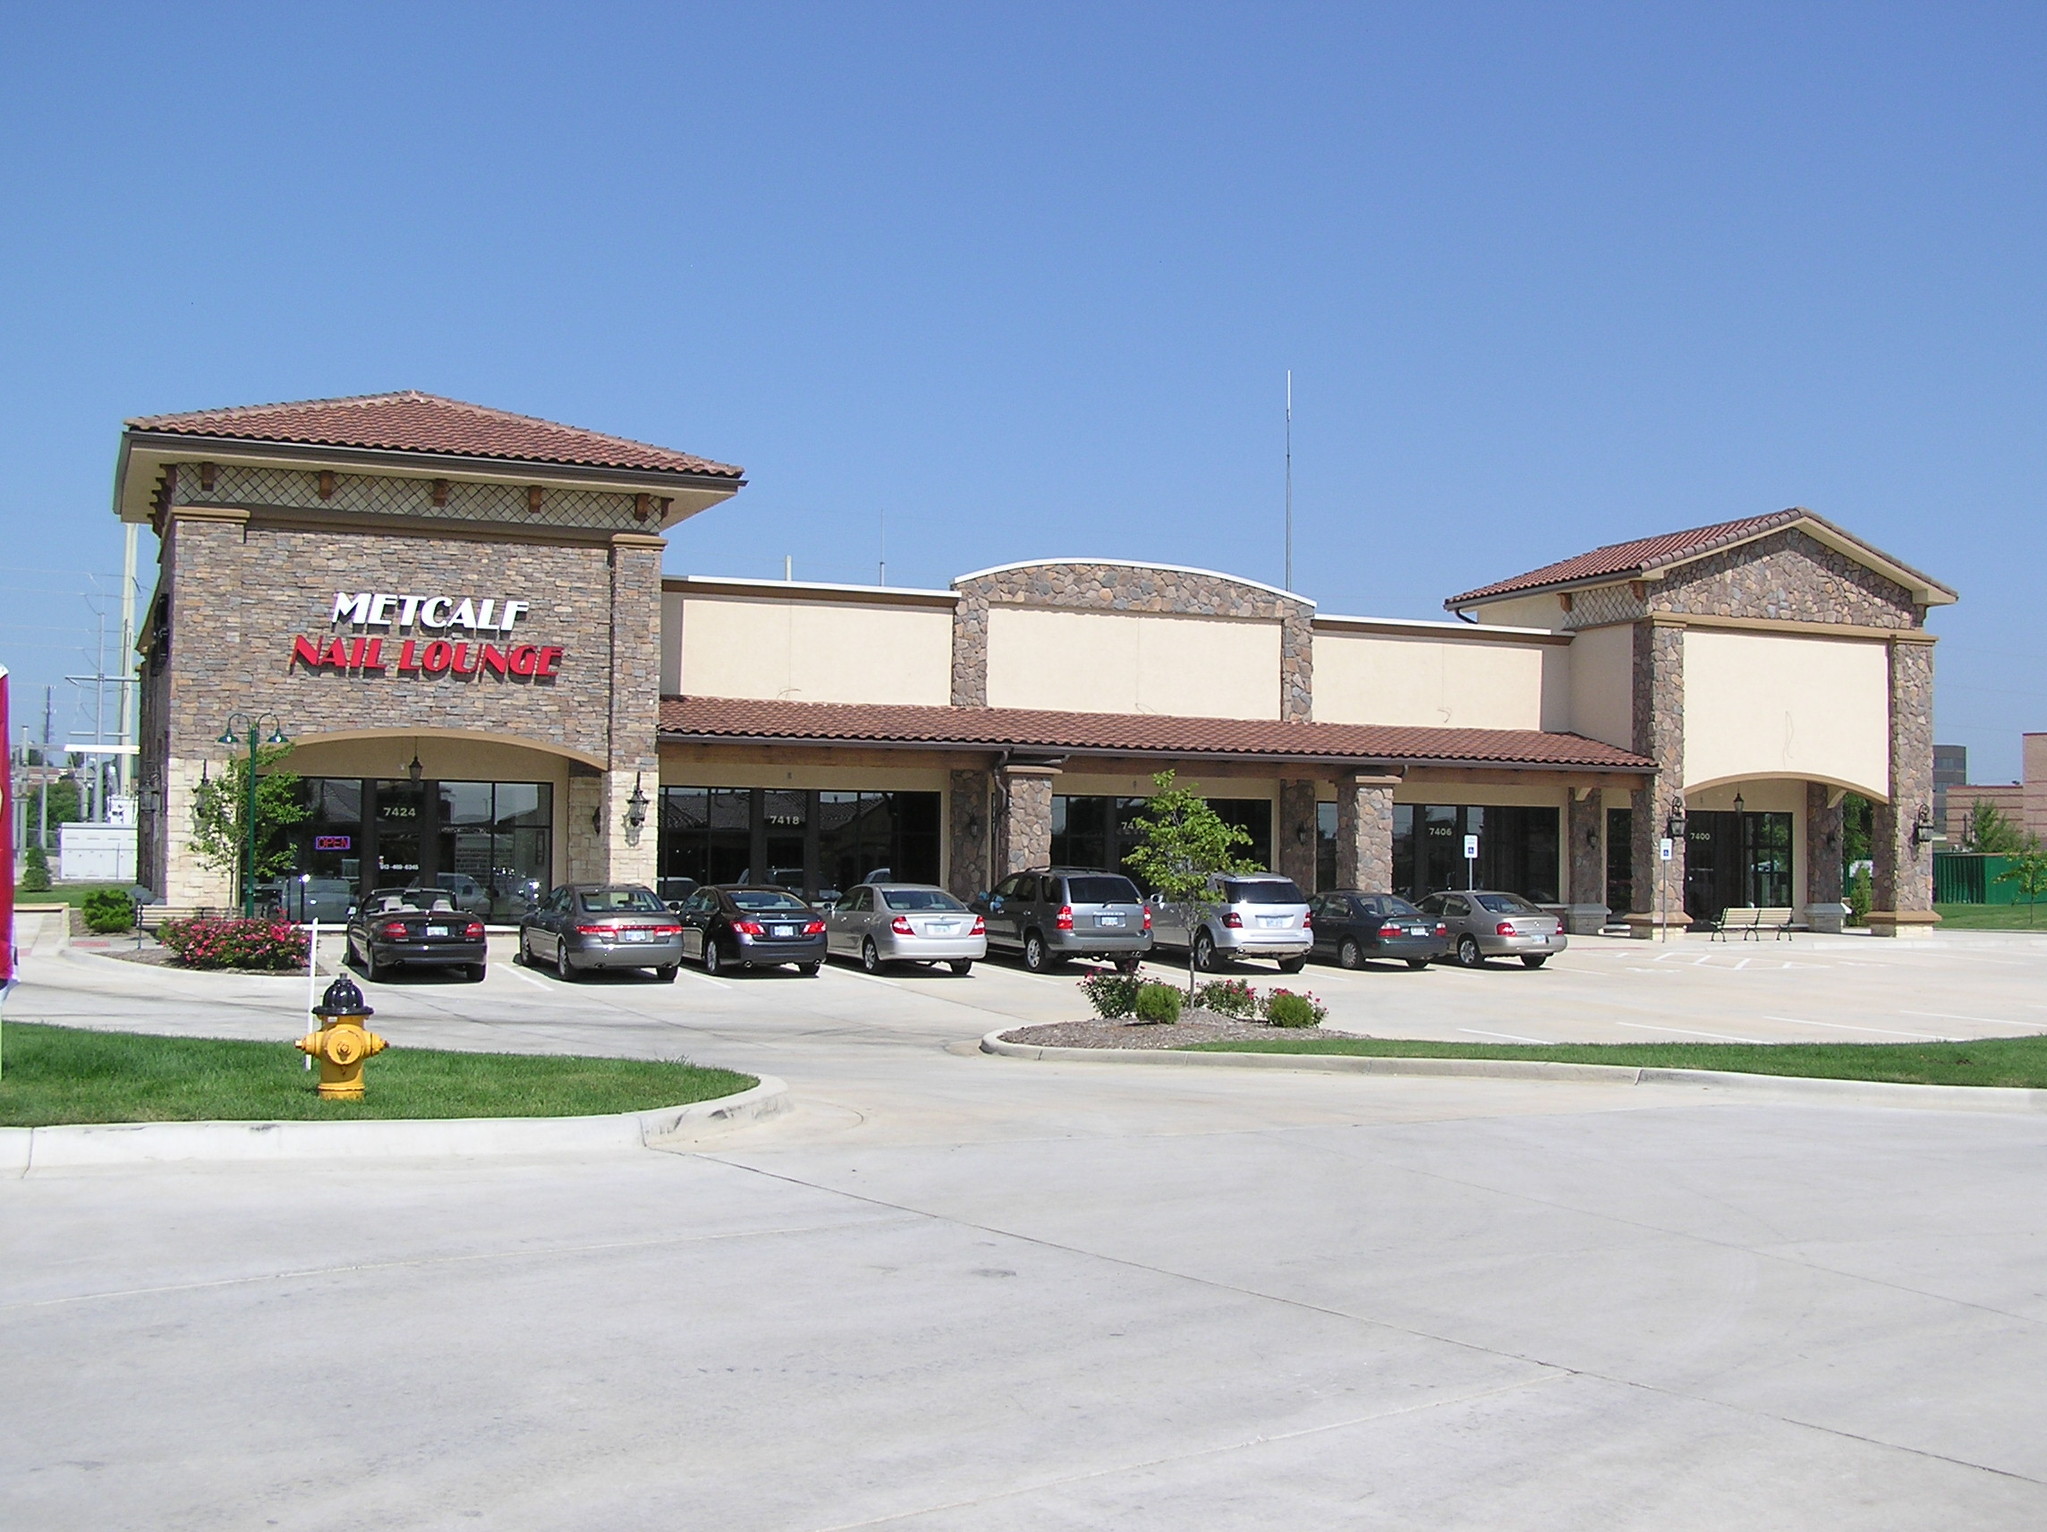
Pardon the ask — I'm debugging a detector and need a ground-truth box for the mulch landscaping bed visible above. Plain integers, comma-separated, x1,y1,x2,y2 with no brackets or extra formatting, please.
1000,1011,1318,1049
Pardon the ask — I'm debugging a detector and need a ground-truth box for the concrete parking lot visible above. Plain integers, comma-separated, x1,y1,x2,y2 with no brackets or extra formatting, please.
5,913,2047,1527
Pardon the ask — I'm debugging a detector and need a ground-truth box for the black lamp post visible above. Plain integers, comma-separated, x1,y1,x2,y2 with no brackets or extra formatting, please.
216,711,290,917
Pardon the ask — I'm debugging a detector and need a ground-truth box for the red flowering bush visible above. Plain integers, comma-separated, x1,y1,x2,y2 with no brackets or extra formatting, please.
1261,988,1327,1028
158,916,309,972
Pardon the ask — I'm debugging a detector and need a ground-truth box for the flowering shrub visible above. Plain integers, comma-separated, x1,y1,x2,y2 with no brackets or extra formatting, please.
1194,977,1258,1018
1077,970,1144,1019
1262,988,1327,1028
158,916,309,972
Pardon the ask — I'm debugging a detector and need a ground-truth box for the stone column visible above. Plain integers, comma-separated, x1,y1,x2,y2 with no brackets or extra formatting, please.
947,768,993,898
1626,619,1688,937
565,768,606,883
1871,636,1939,936
1333,771,1398,891
1277,778,1319,890
603,533,665,888
995,764,1059,877
1566,789,1604,911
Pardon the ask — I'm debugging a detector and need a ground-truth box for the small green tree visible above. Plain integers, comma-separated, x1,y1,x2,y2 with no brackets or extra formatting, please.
1996,851,2047,927
189,744,309,906
1123,769,1261,998
1965,799,2037,855
20,844,52,893
28,776,81,849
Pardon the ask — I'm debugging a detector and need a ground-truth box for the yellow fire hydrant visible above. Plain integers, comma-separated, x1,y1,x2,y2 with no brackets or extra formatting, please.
297,975,389,1100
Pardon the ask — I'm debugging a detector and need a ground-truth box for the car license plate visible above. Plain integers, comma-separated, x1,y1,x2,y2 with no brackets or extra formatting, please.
772,924,795,938
1408,926,1430,937
426,925,449,937
1258,915,1287,928
1098,914,1123,928
622,929,650,943
929,921,958,935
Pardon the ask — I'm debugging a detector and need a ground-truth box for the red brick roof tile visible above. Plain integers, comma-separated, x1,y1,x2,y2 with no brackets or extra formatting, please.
1445,510,1805,607
127,391,742,479
658,696,1653,771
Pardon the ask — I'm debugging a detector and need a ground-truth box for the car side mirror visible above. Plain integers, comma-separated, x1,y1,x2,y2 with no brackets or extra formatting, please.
345,904,357,918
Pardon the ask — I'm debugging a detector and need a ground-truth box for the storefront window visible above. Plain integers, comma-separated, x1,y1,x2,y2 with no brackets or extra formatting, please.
1051,794,1272,889
660,787,939,900
1606,806,1634,914
288,777,551,919
1683,810,1793,918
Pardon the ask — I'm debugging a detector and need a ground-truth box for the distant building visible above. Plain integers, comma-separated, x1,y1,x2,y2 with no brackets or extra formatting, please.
1943,734,2046,845
1933,744,1968,832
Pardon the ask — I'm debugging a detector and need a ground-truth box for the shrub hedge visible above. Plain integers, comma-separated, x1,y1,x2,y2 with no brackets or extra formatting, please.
1262,988,1326,1028
1077,970,1144,1019
158,917,309,972
81,889,136,934
1134,982,1184,1025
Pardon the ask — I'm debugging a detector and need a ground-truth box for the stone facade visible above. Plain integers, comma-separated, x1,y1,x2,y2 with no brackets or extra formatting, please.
135,492,666,904
1805,782,1845,907
1627,620,1687,929
995,765,1058,877
1332,773,1399,892
1652,528,1921,628
947,768,993,898
1872,638,1937,926
950,562,1315,721
1277,779,1319,891
1566,791,1604,907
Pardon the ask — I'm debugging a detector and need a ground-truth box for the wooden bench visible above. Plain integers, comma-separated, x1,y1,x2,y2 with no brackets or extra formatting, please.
1708,906,1801,941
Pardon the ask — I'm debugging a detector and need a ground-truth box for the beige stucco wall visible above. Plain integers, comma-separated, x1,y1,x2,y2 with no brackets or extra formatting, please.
1681,629,1889,796
984,607,1282,719
1313,630,1560,731
1568,624,1635,750
675,595,953,705
1469,592,1567,630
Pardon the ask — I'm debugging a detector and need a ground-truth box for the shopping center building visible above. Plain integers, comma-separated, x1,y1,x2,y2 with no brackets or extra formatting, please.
119,391,1956,933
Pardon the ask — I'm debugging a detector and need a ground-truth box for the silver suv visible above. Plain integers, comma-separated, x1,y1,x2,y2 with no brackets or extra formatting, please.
1149,872,1312,972
972,868,1151,973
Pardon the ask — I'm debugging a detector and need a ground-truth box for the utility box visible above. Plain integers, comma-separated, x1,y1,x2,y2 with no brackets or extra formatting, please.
59,823,138,883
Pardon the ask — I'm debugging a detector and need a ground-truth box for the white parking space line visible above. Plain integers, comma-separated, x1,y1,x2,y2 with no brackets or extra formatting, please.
1763,1015,1942,1040
1617,1020,1770,1043
504,966,552,990
1899,1010,2038,1029
1458,1027,1551,1044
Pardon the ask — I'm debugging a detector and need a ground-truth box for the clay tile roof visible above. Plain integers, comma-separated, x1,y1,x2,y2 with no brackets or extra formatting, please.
658,696,1654,771
125,390,742,479
1445,510,1806,608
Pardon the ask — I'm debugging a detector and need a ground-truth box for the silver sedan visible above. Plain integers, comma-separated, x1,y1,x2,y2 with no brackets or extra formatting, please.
1417,889,1567,969
826,883,986,974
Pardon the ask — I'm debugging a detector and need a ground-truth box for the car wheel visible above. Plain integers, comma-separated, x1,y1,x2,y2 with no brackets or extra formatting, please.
1521,954,1549,969
512,938,528,966
1277,955,1307,974
861,938,884,974
1022,931,1050,973
949,959,973,975
559,950,581,981
365,946,383,982
1406,958,1431,970
1192,931,1217,973
1338,938,1363,970
798,962,820,977
655,964,678,983
1114,953,1142,975
703,939,724,976
1456,935,1484,968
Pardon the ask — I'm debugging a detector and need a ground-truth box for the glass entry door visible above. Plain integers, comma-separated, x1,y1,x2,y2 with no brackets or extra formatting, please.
370,780,427,889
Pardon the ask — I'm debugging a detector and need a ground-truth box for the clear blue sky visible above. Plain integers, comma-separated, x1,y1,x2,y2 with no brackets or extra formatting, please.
3,3,2041,778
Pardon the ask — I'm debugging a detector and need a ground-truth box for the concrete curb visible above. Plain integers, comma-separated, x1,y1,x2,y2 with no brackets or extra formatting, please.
0,1076,789,1173
979,1031,2047,1115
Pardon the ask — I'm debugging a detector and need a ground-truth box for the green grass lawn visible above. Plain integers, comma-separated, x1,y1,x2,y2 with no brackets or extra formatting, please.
11,881,132,909
0,1023,755,1127
1930,902,2047,931
1185,1033,2047,1088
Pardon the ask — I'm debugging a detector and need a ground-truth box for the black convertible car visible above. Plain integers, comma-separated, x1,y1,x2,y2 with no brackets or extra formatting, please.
347,888,488,982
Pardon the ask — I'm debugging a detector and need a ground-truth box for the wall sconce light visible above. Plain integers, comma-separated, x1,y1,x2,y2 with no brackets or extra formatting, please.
624,773,649,832
1294,823,1312,847
1665,805,1688,841
407,747,423,785
962,811,982,842
1911,806,1936,849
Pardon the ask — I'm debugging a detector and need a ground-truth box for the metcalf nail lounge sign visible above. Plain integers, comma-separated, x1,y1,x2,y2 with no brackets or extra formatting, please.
291,591,564,680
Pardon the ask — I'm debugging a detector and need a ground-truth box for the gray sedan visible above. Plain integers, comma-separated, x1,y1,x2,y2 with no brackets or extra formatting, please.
827,883,986,974
1417,890,1566,969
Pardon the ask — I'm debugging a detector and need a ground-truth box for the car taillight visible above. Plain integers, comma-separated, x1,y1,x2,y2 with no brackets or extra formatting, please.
648,924,682,936
970,914,986,935
804,920,825,935
732,920,764,937
380,921,408,939
1497,922,1517,936
1301,912,1311,928
1222,911,1243,928
1141,906,1151,931
1436,922,1448,937
576,924,613,937
1056,904,1074,931
891,916,914,935
464,921,485,938
1380,923,1404,937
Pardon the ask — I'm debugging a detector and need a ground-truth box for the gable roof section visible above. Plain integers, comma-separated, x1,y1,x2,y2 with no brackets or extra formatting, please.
126,390,743,479
659,696,1653,773
1445,508,1955,610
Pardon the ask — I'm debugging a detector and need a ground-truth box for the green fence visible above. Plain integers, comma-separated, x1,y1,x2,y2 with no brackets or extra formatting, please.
1933,853,2022,905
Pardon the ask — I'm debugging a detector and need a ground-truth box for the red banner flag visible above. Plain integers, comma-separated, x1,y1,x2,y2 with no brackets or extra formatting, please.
1,663,14,990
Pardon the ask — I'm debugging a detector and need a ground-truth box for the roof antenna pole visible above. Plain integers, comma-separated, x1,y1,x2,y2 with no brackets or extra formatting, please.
784,555,793,582
1283,370,1293,593
878,508,886,587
